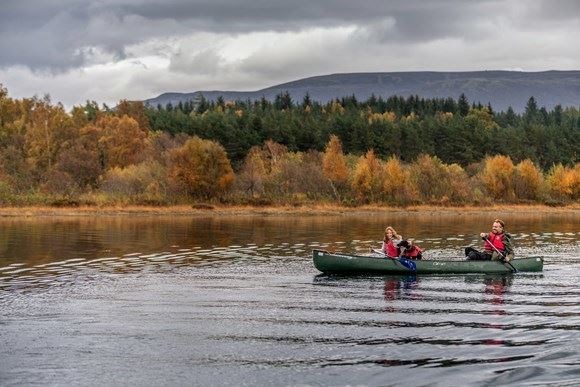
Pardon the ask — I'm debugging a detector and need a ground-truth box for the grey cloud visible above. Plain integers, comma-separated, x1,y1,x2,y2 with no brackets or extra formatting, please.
1,0,578,108
169,48,223,75
1,0,513,71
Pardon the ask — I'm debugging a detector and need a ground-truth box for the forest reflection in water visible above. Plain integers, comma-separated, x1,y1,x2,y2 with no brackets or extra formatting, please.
0,211,578,268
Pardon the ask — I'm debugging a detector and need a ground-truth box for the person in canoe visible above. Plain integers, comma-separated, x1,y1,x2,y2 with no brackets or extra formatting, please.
465,219,514,261
371,226,423,260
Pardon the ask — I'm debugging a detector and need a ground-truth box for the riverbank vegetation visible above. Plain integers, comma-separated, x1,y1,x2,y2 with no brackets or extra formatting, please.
0,85,577,207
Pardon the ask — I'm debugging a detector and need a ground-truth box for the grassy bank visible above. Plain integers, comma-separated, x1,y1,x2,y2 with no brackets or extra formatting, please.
0,203,578,217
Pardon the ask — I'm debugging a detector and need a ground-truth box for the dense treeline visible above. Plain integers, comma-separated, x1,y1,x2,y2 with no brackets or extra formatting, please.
148,92,578,170
0,85,577,206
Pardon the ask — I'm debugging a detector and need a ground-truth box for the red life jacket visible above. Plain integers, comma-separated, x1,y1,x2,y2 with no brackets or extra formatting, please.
383,240,399,258
484,232,505,252
403,245,422,258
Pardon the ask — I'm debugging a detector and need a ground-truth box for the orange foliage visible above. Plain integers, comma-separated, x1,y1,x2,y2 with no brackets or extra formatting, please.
322,135,348,184
115,100,151,131
168,137,234,200
55,124,103,189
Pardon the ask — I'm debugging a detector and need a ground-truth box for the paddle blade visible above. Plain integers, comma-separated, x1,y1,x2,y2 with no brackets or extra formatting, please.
399,257,417,272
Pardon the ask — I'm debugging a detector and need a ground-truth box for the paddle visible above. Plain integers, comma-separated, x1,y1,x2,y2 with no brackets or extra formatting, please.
372,249,417,272
483,236,517,273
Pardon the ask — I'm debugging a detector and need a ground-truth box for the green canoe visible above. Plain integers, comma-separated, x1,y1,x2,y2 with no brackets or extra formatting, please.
313,249,544,274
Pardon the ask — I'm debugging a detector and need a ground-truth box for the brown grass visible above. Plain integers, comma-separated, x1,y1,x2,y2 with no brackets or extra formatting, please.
0,203,578,217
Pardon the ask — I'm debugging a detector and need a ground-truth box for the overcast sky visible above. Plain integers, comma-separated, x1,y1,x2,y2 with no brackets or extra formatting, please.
1,0,579,109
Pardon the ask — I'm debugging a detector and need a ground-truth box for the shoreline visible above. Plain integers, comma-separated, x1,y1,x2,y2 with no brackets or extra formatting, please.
0,203,578,217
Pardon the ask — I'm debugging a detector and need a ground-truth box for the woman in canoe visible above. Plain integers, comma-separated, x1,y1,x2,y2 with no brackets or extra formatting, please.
372,226,423,260
382,226,403,258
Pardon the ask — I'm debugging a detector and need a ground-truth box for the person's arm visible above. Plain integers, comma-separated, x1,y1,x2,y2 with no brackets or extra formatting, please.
503,233,514,256
480,232,492,250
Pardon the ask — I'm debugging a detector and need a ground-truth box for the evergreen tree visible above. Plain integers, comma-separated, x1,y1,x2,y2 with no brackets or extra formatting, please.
458,93,469,116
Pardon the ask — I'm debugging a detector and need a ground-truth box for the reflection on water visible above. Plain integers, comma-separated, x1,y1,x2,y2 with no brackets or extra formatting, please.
0,213,578,386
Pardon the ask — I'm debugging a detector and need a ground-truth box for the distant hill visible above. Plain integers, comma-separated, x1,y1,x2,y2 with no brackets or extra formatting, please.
142,70,580,113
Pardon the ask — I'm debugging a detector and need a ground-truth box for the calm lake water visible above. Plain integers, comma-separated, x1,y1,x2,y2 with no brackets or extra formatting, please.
1,212,579,386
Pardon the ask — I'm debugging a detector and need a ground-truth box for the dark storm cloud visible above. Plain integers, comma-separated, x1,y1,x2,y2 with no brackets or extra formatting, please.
1,0,578,109
0,0,521,71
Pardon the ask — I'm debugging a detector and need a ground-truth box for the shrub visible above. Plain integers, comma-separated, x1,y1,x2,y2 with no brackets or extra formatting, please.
546,163,579,200
514,159,543,200
481,155,515,200
100,160,168,203
352,150,383,203
168,137,234,200
382,156,417,204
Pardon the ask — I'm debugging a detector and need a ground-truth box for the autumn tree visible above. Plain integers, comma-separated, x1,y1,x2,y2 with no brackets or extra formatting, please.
115,100,151,131
97,115,153,169
235,146,268,197
382,156,416,203
55,124,104,189
0,87,30,190
481,155,515,200
546,163,579,200
322,135,349,200
408,154,451,203
168,136,234,200
24,96,75,175
352,149,383,203
513,159,543,200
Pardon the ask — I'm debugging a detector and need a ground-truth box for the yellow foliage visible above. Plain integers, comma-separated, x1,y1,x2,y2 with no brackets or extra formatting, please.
352,150,383,202
97,115,153,169
101,160,167,200
444,163,471,203
367,111,397,124
329,101,345,115
408,154,447,202
236,147,267,196
514,159,543,200
466,107,498,131
382,156,419,203
383,156,406,193
322,135,349,184
436,112,454,122
546,163,579,200
24,96,75,171
481,155,515,200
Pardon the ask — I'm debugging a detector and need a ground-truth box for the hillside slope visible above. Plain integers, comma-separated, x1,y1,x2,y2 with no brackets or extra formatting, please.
143,70,580,113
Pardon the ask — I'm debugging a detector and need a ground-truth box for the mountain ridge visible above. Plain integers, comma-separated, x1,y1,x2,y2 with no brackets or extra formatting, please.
143,70,580,113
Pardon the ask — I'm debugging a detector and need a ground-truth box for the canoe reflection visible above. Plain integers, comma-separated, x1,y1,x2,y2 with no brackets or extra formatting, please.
483,274,513,302
383,275,419,301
